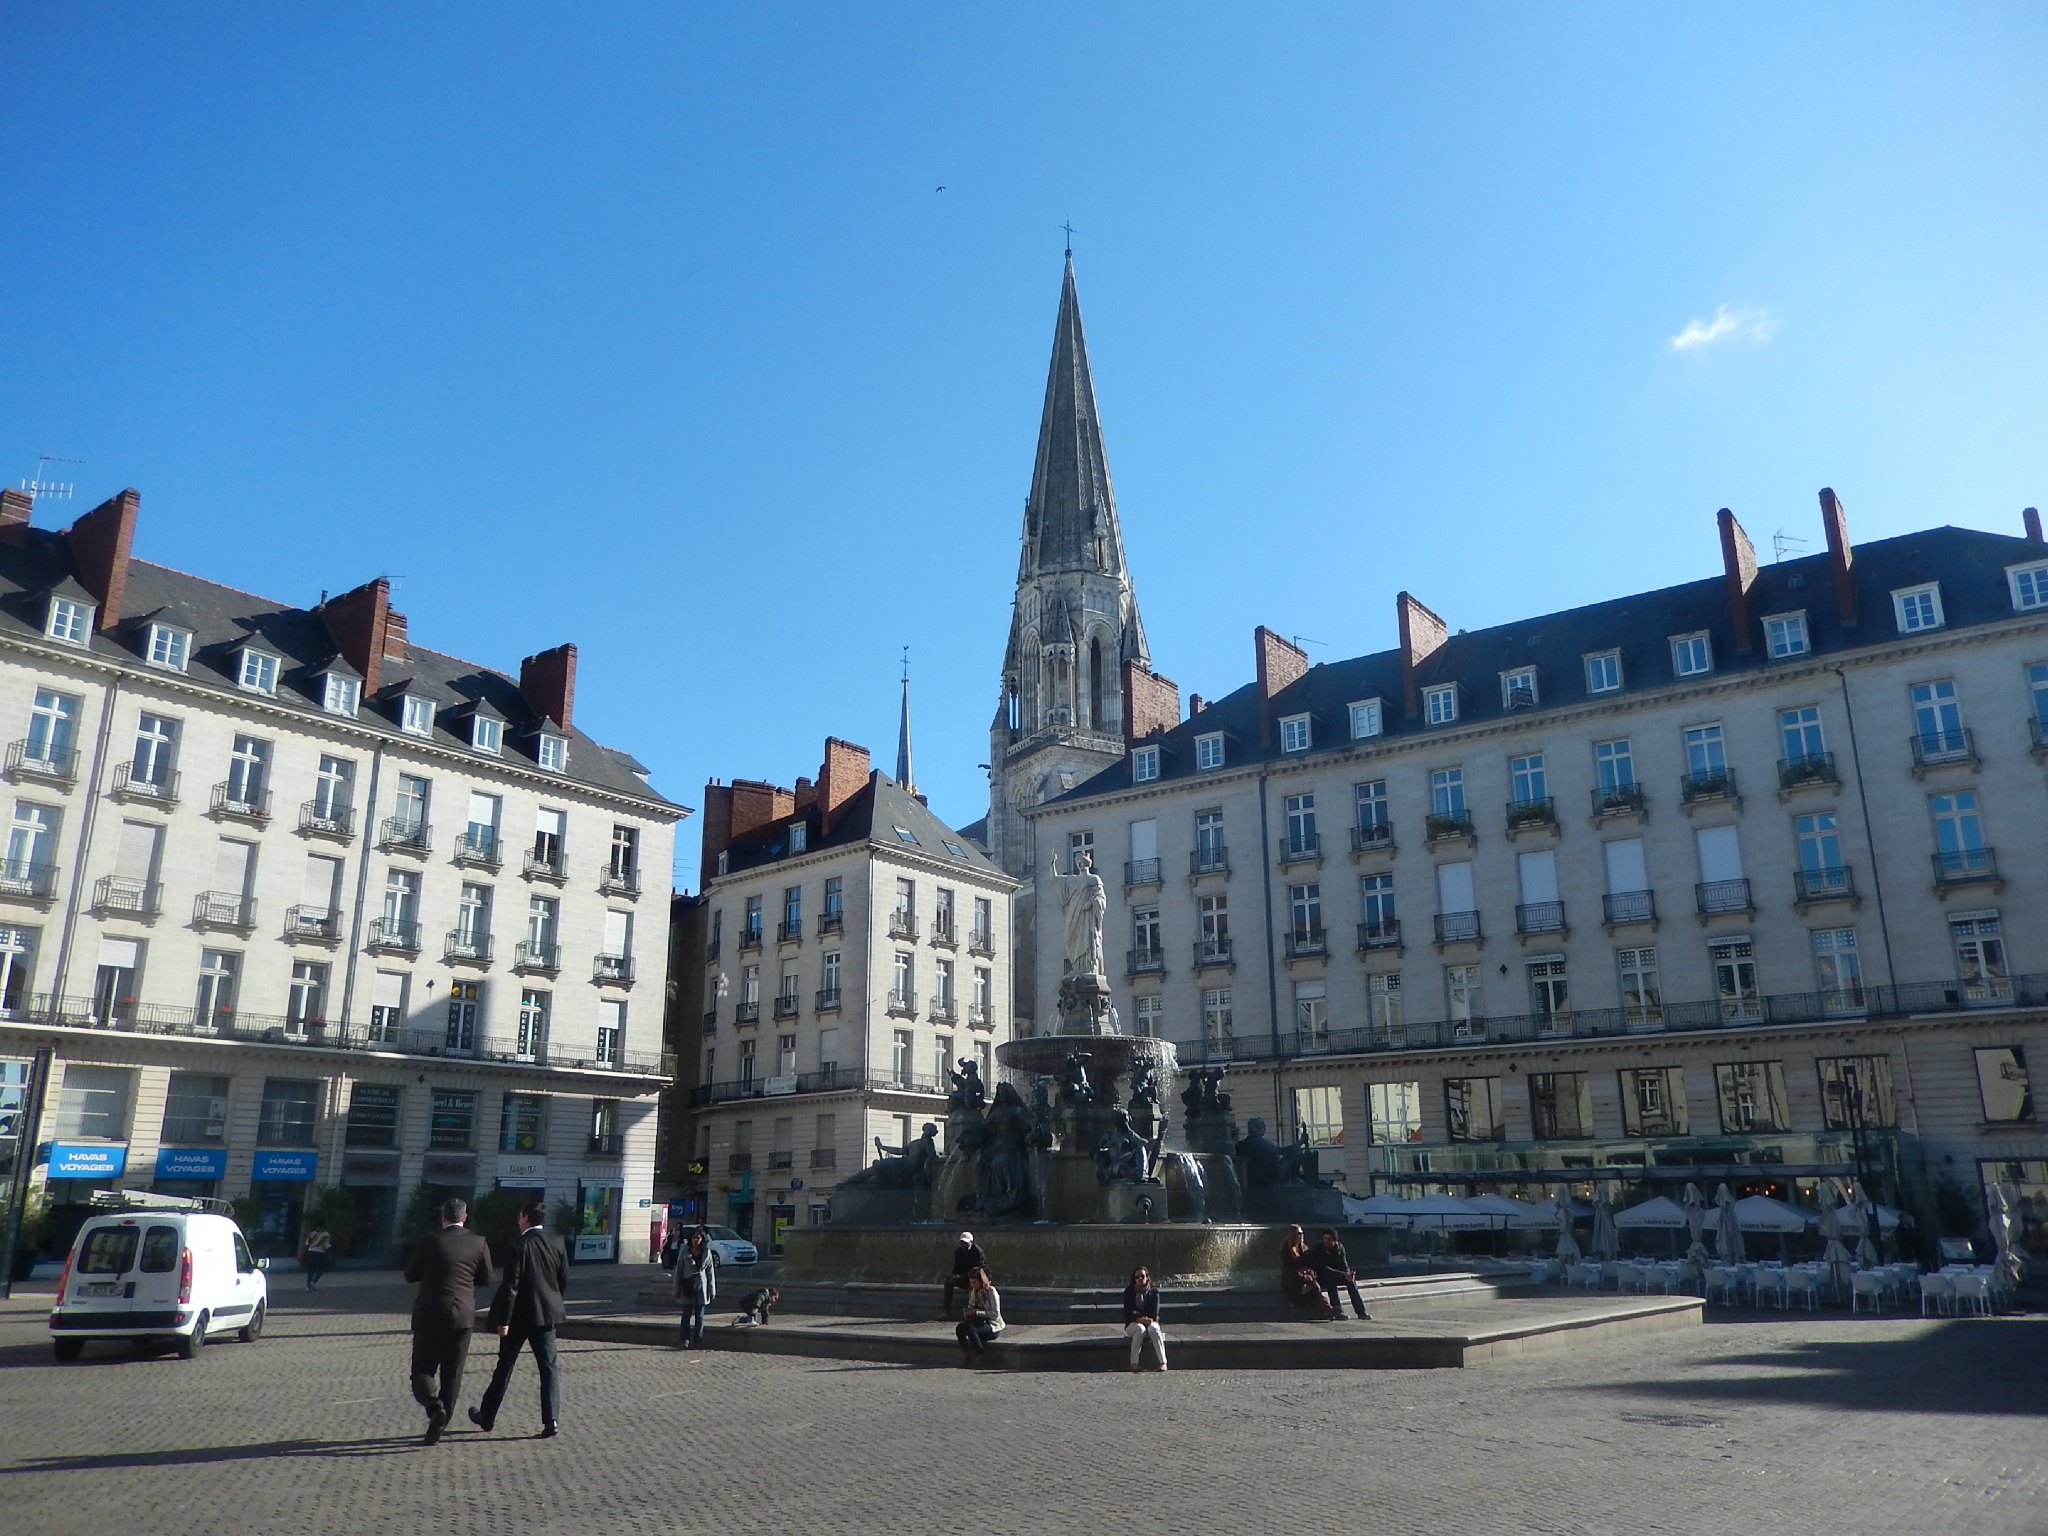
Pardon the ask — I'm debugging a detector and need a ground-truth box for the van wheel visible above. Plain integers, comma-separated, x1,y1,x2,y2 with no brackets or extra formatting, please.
238,1302,265,1343
177,1315,208,1360
52,1338,83,1362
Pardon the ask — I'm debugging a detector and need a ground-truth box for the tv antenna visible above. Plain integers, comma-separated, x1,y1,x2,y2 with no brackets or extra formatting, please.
1292,635,1325,652
20,454,83,507
1772,530,1809,563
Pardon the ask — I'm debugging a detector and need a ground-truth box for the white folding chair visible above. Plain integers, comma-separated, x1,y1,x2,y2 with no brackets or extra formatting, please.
1850,1270,1885,1315
1950,1273,1991,1317
1918,1272,1953,1317
1752,1269,1788,1309
1784,1270,1819,1311
1705,1267,1738,1306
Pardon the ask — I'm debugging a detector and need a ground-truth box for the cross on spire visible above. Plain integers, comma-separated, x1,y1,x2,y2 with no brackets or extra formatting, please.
1061,220,1075,256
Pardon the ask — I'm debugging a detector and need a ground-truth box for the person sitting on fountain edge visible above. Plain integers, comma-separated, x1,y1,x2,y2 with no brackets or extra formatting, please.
1311,1228,1371,1320
1280,1226,1336,1320
956,1267,1004,1366
943,1232,987,1317
1122,1266,1168,1372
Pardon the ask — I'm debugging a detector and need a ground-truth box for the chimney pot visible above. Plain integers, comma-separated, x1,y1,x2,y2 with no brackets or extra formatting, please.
2026,507,2043,544
1396,591,1449,718
1818,487,1856,625
1717,508,1759,653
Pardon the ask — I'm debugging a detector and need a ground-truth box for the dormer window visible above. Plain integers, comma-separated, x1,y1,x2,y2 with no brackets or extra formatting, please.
1195,732,1225,771
400,694,436,737
1279,714,1311,753
790,822,809,854
536,733,567,772
236,646,280,696
321,673,360,717
1500,668,1538,710
1348,699,1383,740
2007,559,2048,612
892,825,919,846
1583,651,1622,694
1132,744,1161,782
46,597,92,645
1764,612,1810,659
470,716,503,755
1892,584,1944,634
1671,632,1713,677
146,623,192,673
1424,684,1459,725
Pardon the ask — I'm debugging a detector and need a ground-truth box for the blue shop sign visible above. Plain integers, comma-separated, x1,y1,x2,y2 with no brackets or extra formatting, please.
250,1149,318,1182
48,1143,128,1179
155,1146,228,1180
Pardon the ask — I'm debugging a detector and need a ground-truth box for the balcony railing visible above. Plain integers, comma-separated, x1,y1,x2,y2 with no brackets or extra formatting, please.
929,999,956,1022
366,917,421,953
299,801,355,838
599,865,640,896
779,919,803,942
737,926,763,950
1127,947,1165,976
1425,813,1475,843
1433,911,1481,944
773,993,799,1019
444,929,493,963
1284,927,1327,958
524,849,566,882
1794,865,1857,904
810,1147,837,1168
111,762,180,804
969,1005,992,1027
1601,889,1656,926
930,918,955,946
968,927,994,955
1680,768,1737,804
1777,753,1839,791
887,910,918,939
6,739,79,784
820,911,846,936
595,953,634,985
769,1150,794,1170
1590,783,1646,818
587,1135,624,1157
815,987,842,1011
1505,797,1556,833
1912,728,1977,769
93,874,161,916
194,891,256,929
1358,919,1401,950
1695,878,1753,915
734,1001,760,1024
211,782,272,821
1515,901,1566,935
1193,937,1233,968
1279,832,1321,863
1124,858,1162,886
452,830,501,869
0,859,57,901
379,818,432,854
690,1065,930,1107
513,940,560,973
1190,846,1230,877
887,989,918,1016
283,904,340,940
1351,823,1395,853
1933,847,1999,886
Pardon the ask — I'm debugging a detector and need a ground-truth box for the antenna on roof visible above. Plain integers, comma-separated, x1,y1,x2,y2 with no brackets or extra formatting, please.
1291,635,1325,651
1772,531,1809,563
19,454,82,507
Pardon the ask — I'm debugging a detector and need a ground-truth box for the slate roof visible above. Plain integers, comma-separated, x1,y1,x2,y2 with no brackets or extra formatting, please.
0,526,678,810
1051,524,2048,803
720,771,1011,882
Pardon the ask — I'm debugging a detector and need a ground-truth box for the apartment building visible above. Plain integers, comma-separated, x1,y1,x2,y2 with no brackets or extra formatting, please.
678,737,1017,1251
0,486,681,1263
1024,495,2048,1253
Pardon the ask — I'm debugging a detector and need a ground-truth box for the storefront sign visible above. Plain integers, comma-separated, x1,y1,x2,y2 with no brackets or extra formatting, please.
155,1146,227,1180
251,1149,318,1181
763,1076,797,1096
48,1143,126,1179
572,1234,618,1261
498,1156,547,1184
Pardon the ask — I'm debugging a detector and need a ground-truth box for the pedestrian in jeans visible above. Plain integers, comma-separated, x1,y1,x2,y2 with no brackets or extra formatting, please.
300,1226,334,1291
673,1228,716,1349
1311,1229,1371,1320
942,1232,987,1316
1122,1265,1168,1372
955,1267,1003,1365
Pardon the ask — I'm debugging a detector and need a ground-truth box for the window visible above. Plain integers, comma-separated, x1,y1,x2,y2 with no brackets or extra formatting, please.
1293,981,1327,1047
55,1063,134,1142
1500,668,1538,710
1617,947,1660,1023
1279,714,1311,753
1349,699,1383,739
321,673,360,716
1288,886,1323,946
393,774,430,837
1580,741,1632,797
891,951,915,1011
1817,1055,1896,1129
1671,632,1712,677
1445,963,1481,1033
1712,1064,1794,1138
1355,779,1388,832
1133,995,1162,1038
24,689,77,769
1931,790,1985,857
146,623,190,672
1975,1047,2033,1123
471,716,503,755
891,1029,914,1087
500,1093,549,1152
287,961,327,1029
1892,584,1944,633
597,999,626,1067
933,1034,952,1083
1369,1081,1422,1144
456,883,491,946
1195,732,1224,771
817,1024,839,1073
345,1084,402,1148
1284,792,1316,852
1198,893,1228,948
1779,706,1825,762
46,597,91,645
236,647,279,695
1509,753,1546,805
1528,957,1568,1021
1424,684,1458,724
0,924,33,1013
1529,1072,1593,1139
160,1072,231,1145
313,755,354,823
381,868,419,931
1367,972,1403,1038
430,1090,477,1149
131,713,178,791
1131,745,1160,782
257,1079,320,1147
892,878,914,928
1429,767,1466,819
401,693,435,737
821,950,841,1001
2007,560,2048,612
465,792,501,857
1953,913,2009,1000
1201,987,1233,1050
609,826,638,885
527,895,559,958
1294,1085,1342,1146
1445,1077,1504,1141
1132,905,1161,957
369,970,407,1042
5,800,58,885
1360,873,1395,934
1584,652,1622,693
1683,723,1726,778
226,735,270,808
1710,936,1759,1019
892,824,919,846
972,966,993,1023
1764,612,1809,658
537,733,567,771
1911,680,1964,751
1619,1068,1688,1136
1194,809,1225,867
1812,928,1863,1011
738,1038,756,1088
934,958,955,1015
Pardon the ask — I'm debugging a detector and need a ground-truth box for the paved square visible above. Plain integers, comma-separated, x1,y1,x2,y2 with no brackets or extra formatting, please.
1,1279,2041,1536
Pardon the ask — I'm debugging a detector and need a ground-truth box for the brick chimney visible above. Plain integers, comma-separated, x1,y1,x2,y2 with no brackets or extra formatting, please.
1396,591,1448,719
727,779,794,843
699,782,733,889
0,488,31,533
2026,507,2043,543
63,488,140,631
1818,487,1855,625
317,578,393,697
1188,693,1205,715
1718,508,1760,653
793,776,818,812
1122,661,1180,744
1254,627,1309,746
519,643,577,733
818,737,871,837
382,608,410,666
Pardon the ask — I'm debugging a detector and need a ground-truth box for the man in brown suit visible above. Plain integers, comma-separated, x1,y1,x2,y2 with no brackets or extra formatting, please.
403,1196,494,1445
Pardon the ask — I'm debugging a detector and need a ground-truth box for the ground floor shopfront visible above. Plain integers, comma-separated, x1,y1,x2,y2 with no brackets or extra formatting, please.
0,1020,667,1265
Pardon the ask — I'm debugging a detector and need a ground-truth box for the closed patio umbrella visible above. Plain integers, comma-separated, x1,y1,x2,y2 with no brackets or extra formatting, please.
1683,1183,1711,1269
1590,1196,1620,1260
1713,1182,1745,1261
1817,1187,1853,1296
1988,1182,2027,1290
1554,1194,1582,1263
1849,1184,1881,1267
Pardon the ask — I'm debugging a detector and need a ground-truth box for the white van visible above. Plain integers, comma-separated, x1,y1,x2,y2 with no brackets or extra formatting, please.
48,1191,270,1361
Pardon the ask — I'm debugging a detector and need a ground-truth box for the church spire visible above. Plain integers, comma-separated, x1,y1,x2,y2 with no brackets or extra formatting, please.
1020,253,1129,581
895,648,916,794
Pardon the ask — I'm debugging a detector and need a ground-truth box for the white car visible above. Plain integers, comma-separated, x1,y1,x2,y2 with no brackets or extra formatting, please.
49,1192,269,1361
701,1225,757,1267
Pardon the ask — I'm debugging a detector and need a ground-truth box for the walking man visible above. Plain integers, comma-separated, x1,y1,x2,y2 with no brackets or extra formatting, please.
1311,1228,1371,1320
470,1200,570,1438
404,1197,494,1445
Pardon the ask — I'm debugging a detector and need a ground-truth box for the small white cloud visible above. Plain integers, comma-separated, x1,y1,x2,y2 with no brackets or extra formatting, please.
1670,304,1777,352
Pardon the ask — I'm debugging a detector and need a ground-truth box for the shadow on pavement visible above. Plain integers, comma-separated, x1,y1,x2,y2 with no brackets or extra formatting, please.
1569,1318,2048,1418
2,1435,434,1472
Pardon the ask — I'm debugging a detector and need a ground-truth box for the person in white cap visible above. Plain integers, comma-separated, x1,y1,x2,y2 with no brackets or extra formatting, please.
943,1232,987,1316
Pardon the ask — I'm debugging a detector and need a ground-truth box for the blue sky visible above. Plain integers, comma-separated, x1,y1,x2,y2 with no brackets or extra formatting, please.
3,6,2044,885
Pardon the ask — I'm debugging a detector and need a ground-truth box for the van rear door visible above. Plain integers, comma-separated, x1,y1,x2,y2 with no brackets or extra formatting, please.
132,1222,186,1318
64,1220,144,1319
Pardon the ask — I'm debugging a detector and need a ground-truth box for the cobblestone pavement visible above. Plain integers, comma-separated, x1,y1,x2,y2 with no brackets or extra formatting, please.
1,1277,2041,1536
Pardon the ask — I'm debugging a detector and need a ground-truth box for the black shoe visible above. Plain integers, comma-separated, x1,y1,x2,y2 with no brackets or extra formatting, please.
538,1423,558,1439
467,1408,492,1432
423,1409,448,1446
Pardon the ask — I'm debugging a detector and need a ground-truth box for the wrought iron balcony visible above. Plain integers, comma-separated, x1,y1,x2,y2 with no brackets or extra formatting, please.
820,911,846,936
595,953,634,985
111,762,180,805
366,917,421,953
1505,798,1556,834
815,987,842,1012
210,782,272,822
969,1005,992,1027
1193,937,1233,968
1284,927,1327,959
93,875,161,916
1911,728,1978,771
283,904,340,940
737,926,763,951
379,817,432,855
6,739,79,785
968,927,995,955
599,864,640,896
1933,847,1999,887
1680,768,1737,804
1351,823,1395,853
523,848,567,882
1425,812,1475,844
704,939,721,963
1601,889,1656,926
1695,878,1753,915
1794,865,1857,904
1433,911,1481,944
773,993,799,1019
1357,919,1401,950
779,919,803,943
452,829,501,869
1127,947,1166,976
514,940,560,973
887,989,918,1016
299,801,355,839
887,910,918,939
1515,901,1566,935
194,891,257,929
769,1150,794,1170
734,1000,760,1024
810,1147,837,1169
1190,846,1230,877
928,999,957,1022
930,917,955,946
444,929,494,963
1590,783,1646,819
1124,858,1162,886
1279,832,1321,864
1777,753,1839,791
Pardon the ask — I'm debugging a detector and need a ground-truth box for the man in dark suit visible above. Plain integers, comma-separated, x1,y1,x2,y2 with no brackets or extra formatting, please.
404,1196,495,1445
468,1200,570,1437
